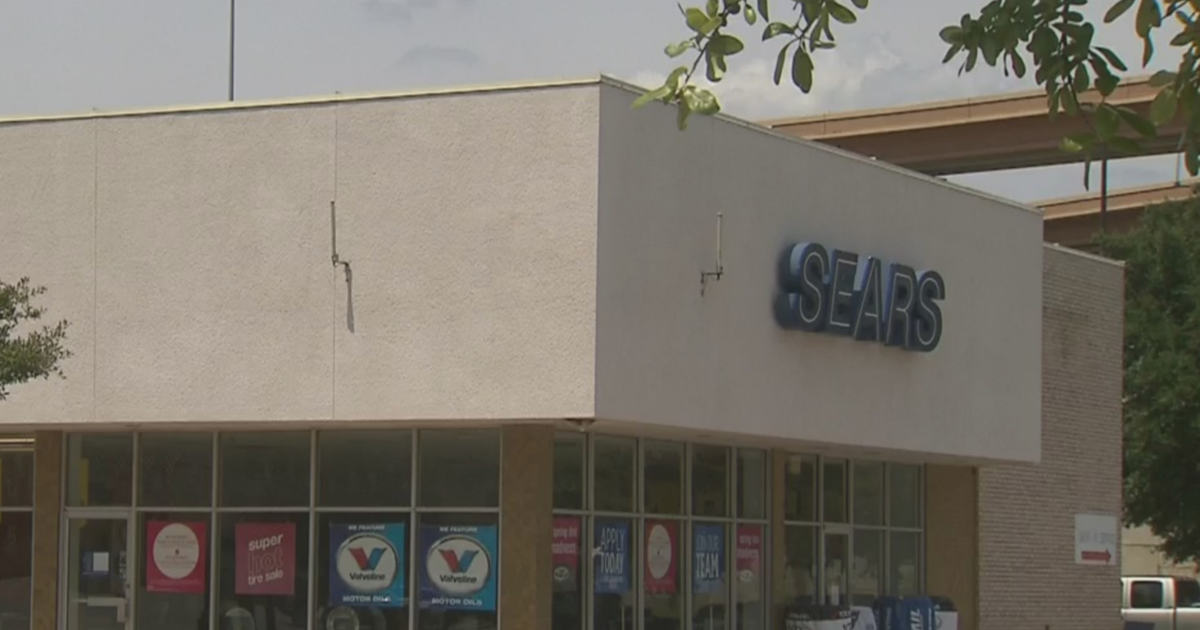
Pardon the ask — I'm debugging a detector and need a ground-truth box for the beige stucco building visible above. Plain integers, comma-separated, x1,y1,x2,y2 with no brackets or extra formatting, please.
0,77,1123,630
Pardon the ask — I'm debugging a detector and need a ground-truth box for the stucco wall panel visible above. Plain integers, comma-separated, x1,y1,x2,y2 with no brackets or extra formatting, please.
91,108,337,421
594,83,1043,464
0,121,96,422
329,88,600,421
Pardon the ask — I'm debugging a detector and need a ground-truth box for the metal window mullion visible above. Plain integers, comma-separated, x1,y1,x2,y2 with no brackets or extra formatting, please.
208,431,219,630
127,432,139,629
496,427,505,630
408,429,419,630
307,429,317,630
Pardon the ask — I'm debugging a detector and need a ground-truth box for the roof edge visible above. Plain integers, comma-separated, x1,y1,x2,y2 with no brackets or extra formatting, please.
0,76,604,126
1043,241,1125,268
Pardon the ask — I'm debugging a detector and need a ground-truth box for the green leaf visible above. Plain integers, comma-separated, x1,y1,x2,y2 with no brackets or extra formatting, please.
850,0,867,7
1095,103,1120,139
1010,51,1027,79
828,1,856,24
792,47,814,93
666,66,689,90
1096,46,1129,72
1073,65,1091,93
1096,72,1119,97
1143,34,1155,66
942,43,963,64
686,8,710,32
705,49,726,82
763,21,793,40
1135,0,1163,37
706,0,719,18
773,41,791,85
1105,0,1135,23
666,40,693,58
1151,87,1179,124
939,26,964,45
744,6,757,25
676,94,692,130
1061,132,1095,152
982,37,1001,66
1107,135,1144,153
1187,146,1199,176
1150,70,1177,87
1116,106,1157,137
1171,30,1194,47
756,0,769,21
632,85,674,109
692,88,722,115
710,33,745,55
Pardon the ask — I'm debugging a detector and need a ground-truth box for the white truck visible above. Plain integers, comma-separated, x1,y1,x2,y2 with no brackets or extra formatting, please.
1122,576,1200,630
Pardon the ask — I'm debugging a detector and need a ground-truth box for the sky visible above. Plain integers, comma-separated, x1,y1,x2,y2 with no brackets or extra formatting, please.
0,0,1186,202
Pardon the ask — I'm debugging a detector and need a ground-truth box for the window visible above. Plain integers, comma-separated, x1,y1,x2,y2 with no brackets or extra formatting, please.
784,455,817,522
139,433,212,507
888,464,921,528
318,430,411,507
645,519,683,630
419,430,499,508
0,439,33,629
888,532,921,597
822,459,848,524
644,441,683,515
554,434,585,511
593,518,634,630
852,462,884,526
737,449,767,520
219,432,310,507
217,513,310,630
782,526,817,606
553,435,586,630
851,529,883,606
67,433,133,507
1131,581,1165,609
1177,579,1200,607
137,512,212,629
594,437,635,513
692,446,729,518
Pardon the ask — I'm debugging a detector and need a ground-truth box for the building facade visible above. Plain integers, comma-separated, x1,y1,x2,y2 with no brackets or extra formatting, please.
0,77,1122,630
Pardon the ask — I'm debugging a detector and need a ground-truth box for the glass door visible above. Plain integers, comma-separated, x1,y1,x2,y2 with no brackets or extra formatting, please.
821,529,850,608
64,515,133,630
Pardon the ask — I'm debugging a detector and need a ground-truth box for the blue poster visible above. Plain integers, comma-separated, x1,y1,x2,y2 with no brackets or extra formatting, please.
329,523,407,607
692,524,725,594
594,520,630,594
419,524,498,612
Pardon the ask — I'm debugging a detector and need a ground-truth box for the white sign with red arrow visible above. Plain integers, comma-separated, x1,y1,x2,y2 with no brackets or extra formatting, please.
1075,513,1118,566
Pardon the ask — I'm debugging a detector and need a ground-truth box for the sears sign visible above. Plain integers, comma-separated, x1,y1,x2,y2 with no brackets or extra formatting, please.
329,524,406,608
773,242,946,352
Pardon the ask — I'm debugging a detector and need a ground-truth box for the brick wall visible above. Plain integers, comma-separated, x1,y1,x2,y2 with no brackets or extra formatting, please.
976,245,1124,630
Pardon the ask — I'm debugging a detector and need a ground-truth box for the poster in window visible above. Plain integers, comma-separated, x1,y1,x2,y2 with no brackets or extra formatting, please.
146,521,207,594
644,520,678,594
329,523,407,608
419,524,498,612
235,522,296,596
552,516,581,591
594,520,630,594
692,524,725,595
735,525,762,584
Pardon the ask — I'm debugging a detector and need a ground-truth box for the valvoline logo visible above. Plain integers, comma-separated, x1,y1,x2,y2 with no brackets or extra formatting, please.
425,535,491,597
336,533,399,594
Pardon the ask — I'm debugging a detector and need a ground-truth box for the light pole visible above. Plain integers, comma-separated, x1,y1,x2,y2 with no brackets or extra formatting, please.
228,0,236,101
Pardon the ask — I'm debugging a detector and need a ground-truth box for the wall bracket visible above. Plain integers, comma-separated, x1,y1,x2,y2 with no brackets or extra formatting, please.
700,212,724,296
330,200,352,283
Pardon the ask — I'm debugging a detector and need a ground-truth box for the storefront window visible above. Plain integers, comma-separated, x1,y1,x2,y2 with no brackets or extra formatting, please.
319,430,412,507
734,523,766,630
888,465,922,528
692,522,728,630
644,519,683,630
784,455,816,522
217,512,310,630
644,442,683,515
851,529,883,606
315,512,411,630
67,433,133,507
782,526,817,606
593,518,634,630
594,438,635,513
691,446,728,518
822,459,848,524
219,432,310,508
888,532,921,596
0,440,33,629
554,434,585,511
737,449,766,520
137,512,211,629
416,512,499,630
552,514,585,630
419,430,499,508
852,462,884,526
139,433,213,508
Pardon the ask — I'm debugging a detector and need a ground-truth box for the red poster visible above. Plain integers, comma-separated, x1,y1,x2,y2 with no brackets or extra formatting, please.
736,525,763,583
552,516,581,591
235,522,296,596
644,520,678,594
146,521,207,594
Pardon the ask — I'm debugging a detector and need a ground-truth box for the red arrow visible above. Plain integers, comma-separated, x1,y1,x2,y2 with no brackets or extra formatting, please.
1081,549,1112,563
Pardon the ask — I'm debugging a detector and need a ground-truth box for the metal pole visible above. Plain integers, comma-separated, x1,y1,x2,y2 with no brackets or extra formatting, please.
228,0,236,101
1100,152,1109,235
